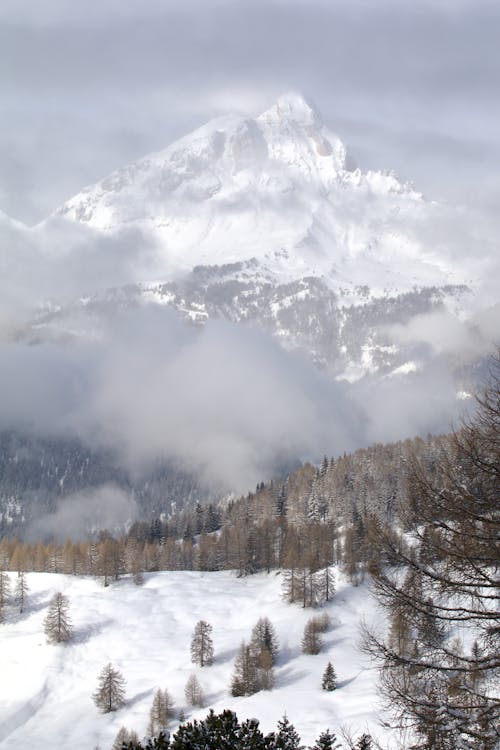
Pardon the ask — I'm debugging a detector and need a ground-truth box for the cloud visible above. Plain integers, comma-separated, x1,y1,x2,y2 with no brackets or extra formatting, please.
0,216,161,331
0,297,486,500
28,484,137,542
387,308,499,363
0,307,365,493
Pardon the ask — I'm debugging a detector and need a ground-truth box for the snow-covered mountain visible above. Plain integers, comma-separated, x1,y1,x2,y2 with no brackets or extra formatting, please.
54,92,459,297
33,92,487,381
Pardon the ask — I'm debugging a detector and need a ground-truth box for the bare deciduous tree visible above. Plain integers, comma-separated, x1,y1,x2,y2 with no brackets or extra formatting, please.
364,359,500,750
44,591,72,643
93,663,126,713
184,674,204,707
148,688,175,736
190,620,214,667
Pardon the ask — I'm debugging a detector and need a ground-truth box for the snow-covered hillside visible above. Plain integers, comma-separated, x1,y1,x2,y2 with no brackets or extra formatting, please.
0,570,387,750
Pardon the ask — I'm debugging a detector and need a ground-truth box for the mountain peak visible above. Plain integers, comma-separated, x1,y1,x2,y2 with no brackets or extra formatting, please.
261,91,320,127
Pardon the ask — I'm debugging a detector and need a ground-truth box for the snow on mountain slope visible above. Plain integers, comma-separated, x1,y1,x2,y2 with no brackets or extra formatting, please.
53,92,455,295
0,570,388,750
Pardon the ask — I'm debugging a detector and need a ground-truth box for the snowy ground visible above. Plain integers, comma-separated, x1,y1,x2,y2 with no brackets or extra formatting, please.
0,570,390,749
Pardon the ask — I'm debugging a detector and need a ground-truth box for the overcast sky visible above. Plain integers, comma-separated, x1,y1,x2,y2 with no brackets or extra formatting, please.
1,0,500,225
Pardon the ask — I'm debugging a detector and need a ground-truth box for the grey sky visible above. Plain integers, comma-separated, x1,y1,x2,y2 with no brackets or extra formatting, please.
1,0,499,224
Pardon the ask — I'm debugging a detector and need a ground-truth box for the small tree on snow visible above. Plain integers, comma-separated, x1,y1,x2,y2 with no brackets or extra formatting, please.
112,726,139,749
274,714,304,750
44,592,72,643
312,729,341,750
148,688,175,736
184,674,204,707
249,616,279,664
93,663,126,713
190,620,214,666
355,734,373,750
15,572,29,613
301,618,322,655
0,570,11,623
321,661,337,691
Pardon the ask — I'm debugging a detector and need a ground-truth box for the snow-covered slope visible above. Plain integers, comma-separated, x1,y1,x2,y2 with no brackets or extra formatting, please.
53,92,456,295
0,570,387,750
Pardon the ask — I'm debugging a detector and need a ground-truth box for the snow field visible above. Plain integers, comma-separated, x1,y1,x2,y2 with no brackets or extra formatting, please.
0,570,388,749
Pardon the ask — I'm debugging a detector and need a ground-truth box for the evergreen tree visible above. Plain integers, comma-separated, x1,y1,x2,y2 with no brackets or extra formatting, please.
93,663,126,713
311,729,341,750
184,674,204,707
256,647,275,691
231,641,259,696
321,661,337,691
15,571,29,613
301,619,322,655
355,734,372,750
44,591,72,643
250,616,279,665
148,688,175,736
190,620,214,667
0,569,11,623
273,715,303,750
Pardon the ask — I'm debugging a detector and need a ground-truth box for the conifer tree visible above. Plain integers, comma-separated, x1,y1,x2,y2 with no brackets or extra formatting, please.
301,618,322,655
256,647,275,690
0,569,11,623
93,663,126,713
274,715,303,750
184,674,204,707
321,661,337,691
148,688,175,735
15,572,29,613
230,641,259,696
250,616,279,664
44,591,72,643
355,733,372,750
190,620,214,666
311,729,341,750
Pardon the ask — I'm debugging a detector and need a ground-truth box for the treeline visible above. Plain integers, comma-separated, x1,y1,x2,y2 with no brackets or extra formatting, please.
0,434,448,602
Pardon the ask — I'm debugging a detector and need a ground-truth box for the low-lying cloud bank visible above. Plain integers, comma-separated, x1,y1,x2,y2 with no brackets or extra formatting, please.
0,300,494,502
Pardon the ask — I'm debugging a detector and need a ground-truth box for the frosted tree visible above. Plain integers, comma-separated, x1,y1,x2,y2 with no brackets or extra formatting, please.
321,661,337,691
112,726,139,749
0,570,11,623
190,620,214,666
355,734,373,750
15,572,29,613
44,592,72,643
184,674,204,707
274,715,304,750
311,729,341,750
93,663,126,713
148,688,175,735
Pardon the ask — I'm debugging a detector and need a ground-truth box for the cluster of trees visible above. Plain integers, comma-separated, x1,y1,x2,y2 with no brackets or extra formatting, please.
115,708,375,750
0,434,448,598
302,613,331,655
0,570,29,622
230,616,279,696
